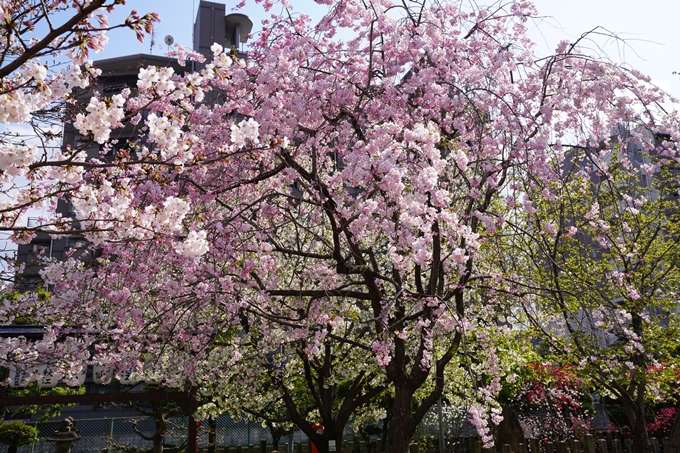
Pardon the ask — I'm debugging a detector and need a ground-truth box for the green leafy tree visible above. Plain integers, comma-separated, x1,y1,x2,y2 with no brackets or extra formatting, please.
498,142,680,452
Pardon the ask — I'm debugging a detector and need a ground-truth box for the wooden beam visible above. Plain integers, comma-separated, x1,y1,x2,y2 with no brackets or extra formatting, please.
0,391,191,406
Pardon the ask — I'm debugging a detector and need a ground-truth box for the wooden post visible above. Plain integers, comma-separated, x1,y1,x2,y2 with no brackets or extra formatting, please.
612,438,622,453
236,445,242,453
650,438,660,453
261,440,267,453
596,439,607,453
583,435,595,453
249,445,255,453
409,444,419,453
544,441,554,453
187,387,198,453
449,437,456,453
208,418,217,453
569,440,581,453
501,445,512,453
518,443,528,453
556,441,568,453
529,438,540,453
623,439,634,453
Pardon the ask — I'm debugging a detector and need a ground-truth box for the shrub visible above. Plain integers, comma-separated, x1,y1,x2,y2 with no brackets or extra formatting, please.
0,421,39,448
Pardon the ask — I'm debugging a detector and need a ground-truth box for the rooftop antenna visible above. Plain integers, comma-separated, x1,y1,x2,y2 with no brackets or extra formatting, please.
192,0,196,49
149,29,156,54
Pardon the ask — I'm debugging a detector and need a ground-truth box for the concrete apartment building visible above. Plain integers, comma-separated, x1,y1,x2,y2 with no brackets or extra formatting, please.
15,1,252,292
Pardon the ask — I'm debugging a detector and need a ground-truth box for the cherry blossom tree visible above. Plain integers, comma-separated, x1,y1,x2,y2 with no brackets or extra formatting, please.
0,0,159,248
2,1,680,452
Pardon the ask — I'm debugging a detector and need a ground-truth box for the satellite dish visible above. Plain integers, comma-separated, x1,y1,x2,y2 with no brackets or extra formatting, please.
164,35,174,46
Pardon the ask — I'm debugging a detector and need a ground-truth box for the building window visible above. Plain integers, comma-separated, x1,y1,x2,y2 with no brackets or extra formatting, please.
26,218,41,227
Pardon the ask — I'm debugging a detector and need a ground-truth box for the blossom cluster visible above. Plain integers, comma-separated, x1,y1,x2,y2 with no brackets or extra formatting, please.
74,94,126,144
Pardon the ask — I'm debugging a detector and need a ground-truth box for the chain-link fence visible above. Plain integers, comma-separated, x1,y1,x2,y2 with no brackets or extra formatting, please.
0,414,360,453
1,417,177,453
211,416,312,447
0,403,463,453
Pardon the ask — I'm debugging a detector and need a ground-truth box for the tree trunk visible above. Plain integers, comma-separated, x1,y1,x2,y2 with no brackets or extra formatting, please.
385,385,417,453
494,405,526,452
631,414,651,453
153,431,165,453
153,401,167,453
620,396,650,453
312,423,344,453
666,404,680,453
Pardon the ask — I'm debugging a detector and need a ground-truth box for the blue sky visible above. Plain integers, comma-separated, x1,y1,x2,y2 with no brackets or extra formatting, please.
96,0,680,98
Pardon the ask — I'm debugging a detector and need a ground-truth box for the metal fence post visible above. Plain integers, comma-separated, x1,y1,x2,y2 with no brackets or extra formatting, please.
110,418,115,446
30,422,37,453
437,398,444,453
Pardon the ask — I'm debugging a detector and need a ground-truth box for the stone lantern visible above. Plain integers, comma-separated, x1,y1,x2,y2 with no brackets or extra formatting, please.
46,417,81,453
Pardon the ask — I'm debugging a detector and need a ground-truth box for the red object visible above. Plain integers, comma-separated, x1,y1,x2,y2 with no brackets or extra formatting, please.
310,422,323,453
195,420,203,453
